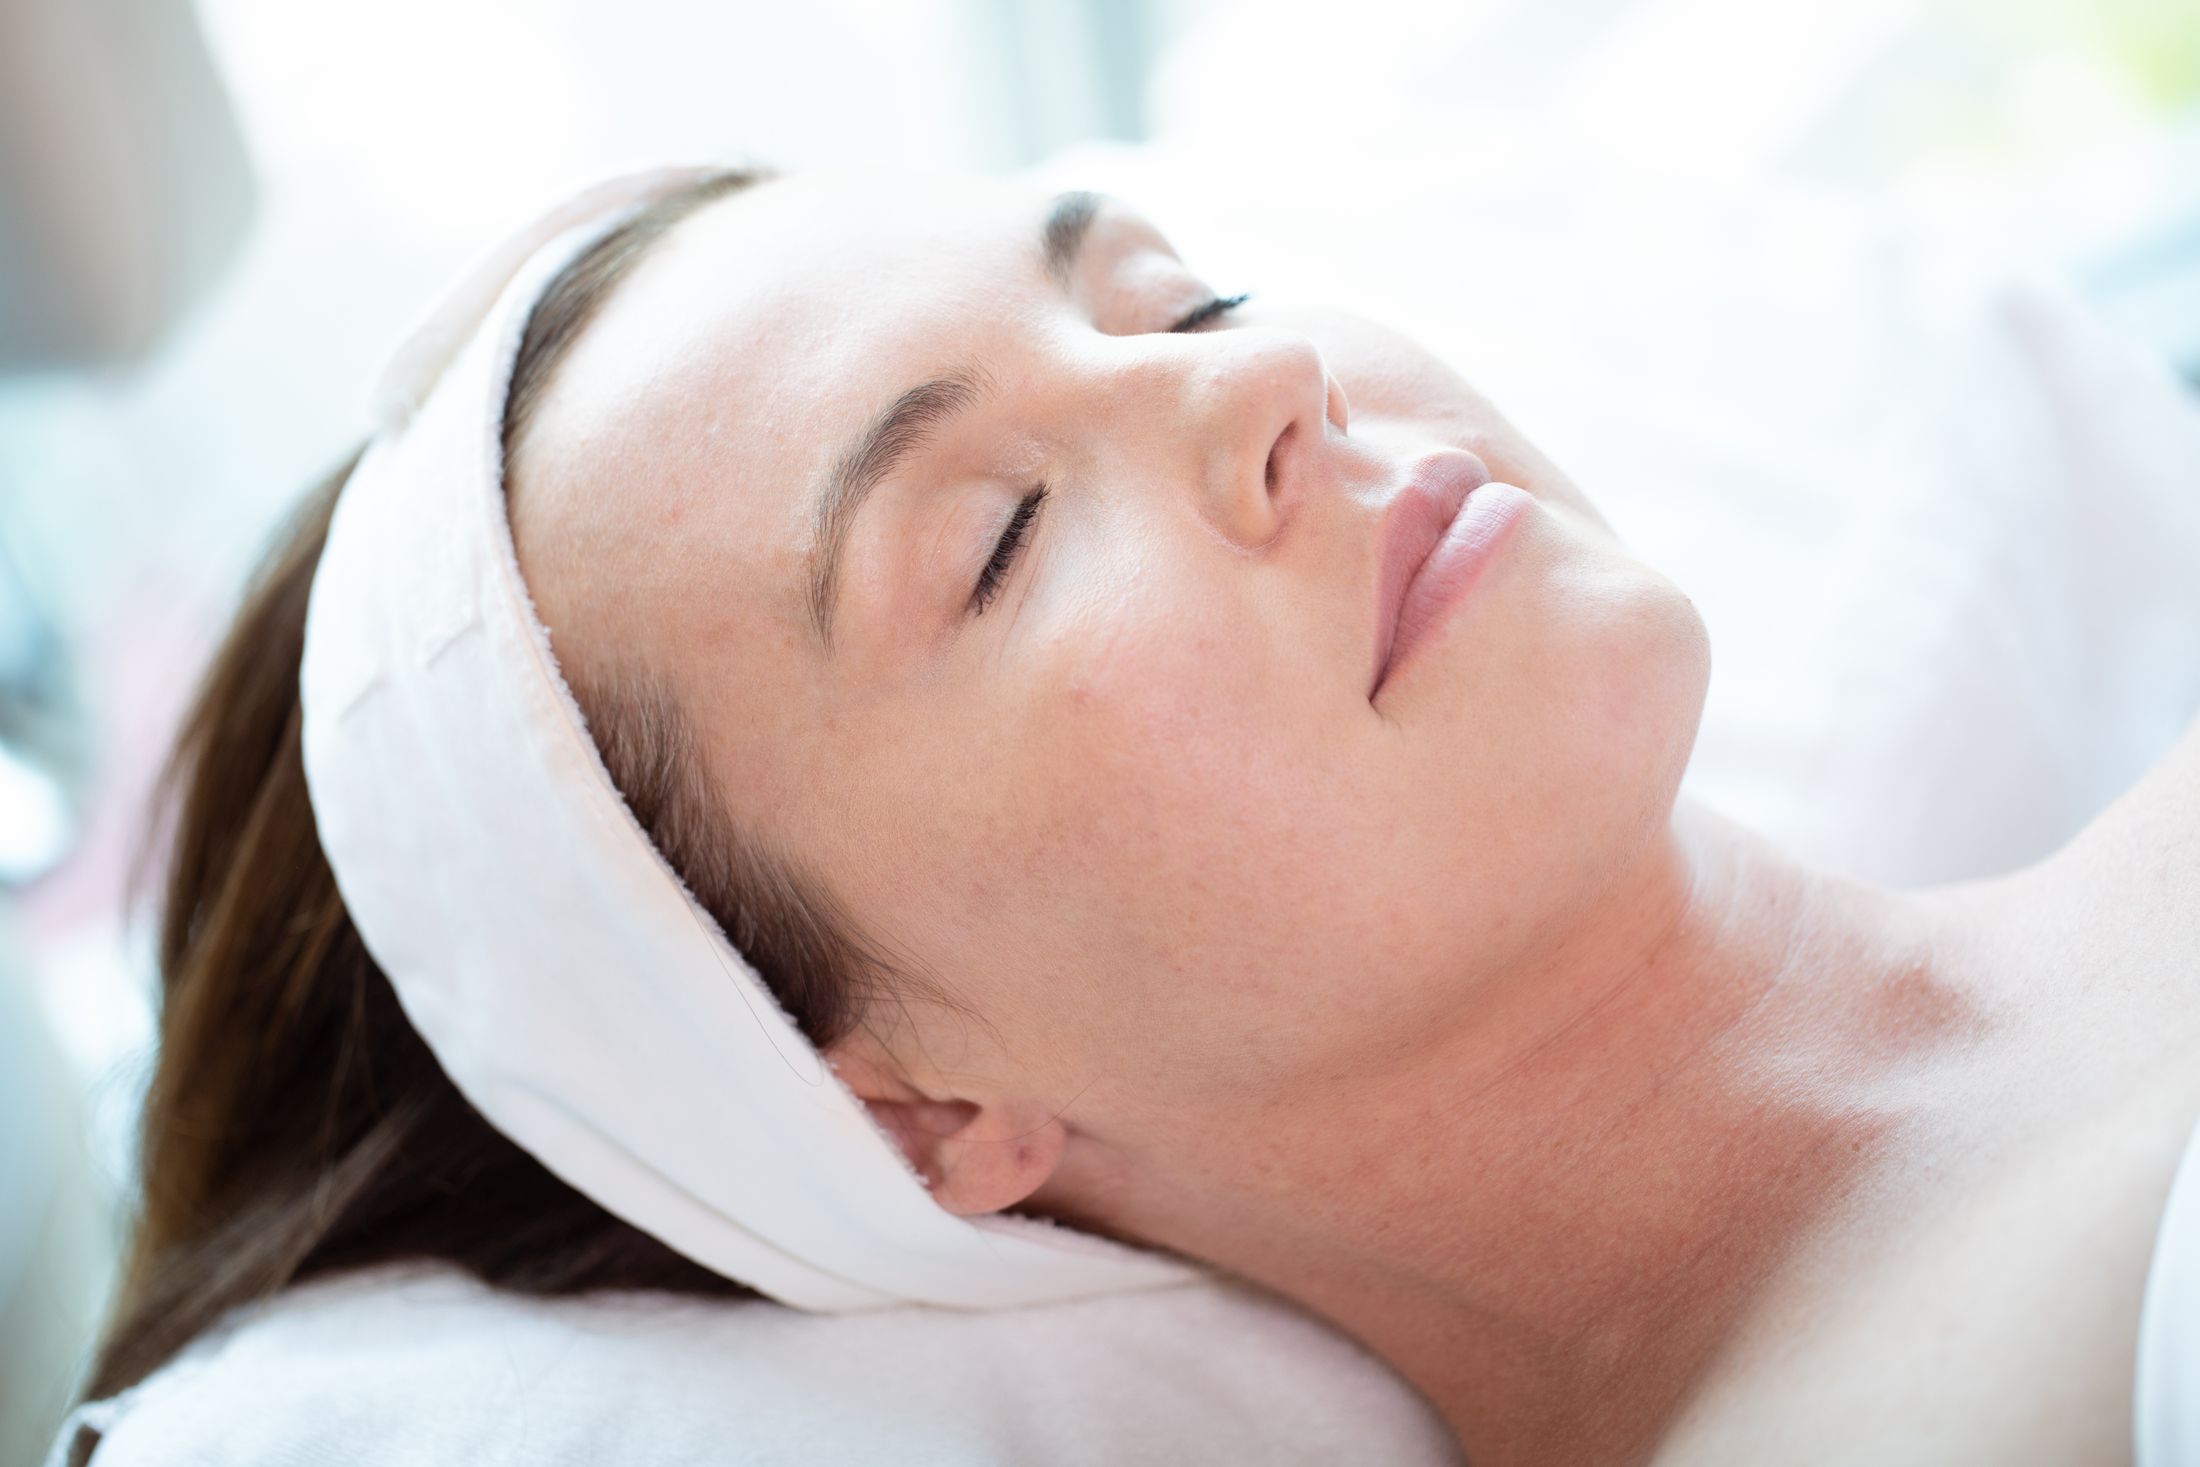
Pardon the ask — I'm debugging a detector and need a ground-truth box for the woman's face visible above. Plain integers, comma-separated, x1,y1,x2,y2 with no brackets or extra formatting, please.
516,169,1710,1138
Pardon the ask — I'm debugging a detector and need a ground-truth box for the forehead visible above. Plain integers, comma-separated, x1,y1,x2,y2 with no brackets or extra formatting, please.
540,170,1052,480
518,171,1056,643
512,170,1100,765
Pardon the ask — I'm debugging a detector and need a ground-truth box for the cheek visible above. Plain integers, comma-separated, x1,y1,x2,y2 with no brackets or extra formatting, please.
828,500,1709,1092
822,604,1344,1083
1024,612,1301,954
983,602,1412,1053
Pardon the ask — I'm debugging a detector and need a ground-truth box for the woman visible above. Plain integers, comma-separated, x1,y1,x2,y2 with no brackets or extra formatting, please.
68,164,2200,1465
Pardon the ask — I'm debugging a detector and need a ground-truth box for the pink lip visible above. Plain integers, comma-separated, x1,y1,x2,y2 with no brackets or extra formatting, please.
1369,450,1524,699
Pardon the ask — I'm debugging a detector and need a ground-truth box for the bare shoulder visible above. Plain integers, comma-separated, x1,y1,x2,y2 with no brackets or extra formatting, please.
2062,711,2200,943
1654,1066,2200,1467
1963,709,2200,1020
1654,720,2200,1467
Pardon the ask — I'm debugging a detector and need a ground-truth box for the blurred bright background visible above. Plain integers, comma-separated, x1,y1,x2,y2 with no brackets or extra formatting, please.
2,0,2195,1459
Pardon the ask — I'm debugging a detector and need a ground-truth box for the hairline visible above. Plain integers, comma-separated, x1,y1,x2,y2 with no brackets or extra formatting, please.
495,169,974,1051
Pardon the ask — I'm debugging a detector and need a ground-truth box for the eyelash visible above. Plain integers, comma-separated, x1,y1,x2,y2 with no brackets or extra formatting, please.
1170,291,1251,333
971,483,1049,615
967,291,1248,616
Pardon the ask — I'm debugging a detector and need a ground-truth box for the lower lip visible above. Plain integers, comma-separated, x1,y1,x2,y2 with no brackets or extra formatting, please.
1374,483,1529,698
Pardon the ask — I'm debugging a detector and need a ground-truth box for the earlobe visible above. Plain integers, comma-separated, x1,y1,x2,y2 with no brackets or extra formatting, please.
888,1097,1068,1217
829,1046,1068,1217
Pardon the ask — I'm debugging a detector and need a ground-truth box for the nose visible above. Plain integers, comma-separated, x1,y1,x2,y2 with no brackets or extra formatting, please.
1140,328,1349,549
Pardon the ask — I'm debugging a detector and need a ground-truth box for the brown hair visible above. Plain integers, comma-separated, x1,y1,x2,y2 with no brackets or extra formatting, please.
81,169,910,1412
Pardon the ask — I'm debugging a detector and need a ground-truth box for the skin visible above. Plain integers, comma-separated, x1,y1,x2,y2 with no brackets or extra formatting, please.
508,170,2200,1465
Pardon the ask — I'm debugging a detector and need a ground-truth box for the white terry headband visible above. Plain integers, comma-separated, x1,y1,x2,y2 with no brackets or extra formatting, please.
298,165,1199,1311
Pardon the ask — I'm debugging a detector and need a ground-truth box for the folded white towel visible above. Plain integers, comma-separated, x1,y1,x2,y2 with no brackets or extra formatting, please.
55,1267,1458,1467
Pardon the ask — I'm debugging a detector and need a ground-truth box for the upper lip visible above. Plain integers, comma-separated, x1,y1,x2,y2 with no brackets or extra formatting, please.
1370,449,1491,696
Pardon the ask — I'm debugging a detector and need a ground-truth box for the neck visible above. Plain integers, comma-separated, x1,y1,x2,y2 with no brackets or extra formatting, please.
1088,800,1990,1465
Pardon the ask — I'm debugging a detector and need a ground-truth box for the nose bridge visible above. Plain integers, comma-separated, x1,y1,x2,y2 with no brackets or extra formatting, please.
1197,325,1319,405
1108,326,1335,547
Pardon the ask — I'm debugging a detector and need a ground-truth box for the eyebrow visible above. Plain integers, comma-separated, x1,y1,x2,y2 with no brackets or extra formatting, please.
1042,189,1101,287
804,191,1101,651
805,368,995,649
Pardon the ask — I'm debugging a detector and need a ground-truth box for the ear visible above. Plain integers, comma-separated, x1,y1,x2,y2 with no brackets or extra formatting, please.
826,1041,1067,1218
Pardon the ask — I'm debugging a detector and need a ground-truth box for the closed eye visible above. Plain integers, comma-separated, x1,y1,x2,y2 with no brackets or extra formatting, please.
971,484,1048,616
1169,292,1250,333
965,292,1246,619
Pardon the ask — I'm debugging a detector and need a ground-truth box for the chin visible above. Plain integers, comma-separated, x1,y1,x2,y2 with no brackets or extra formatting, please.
1424,494,1707,746
1638,574,1714,792
1568,551,1708,767
1484,554,1708,873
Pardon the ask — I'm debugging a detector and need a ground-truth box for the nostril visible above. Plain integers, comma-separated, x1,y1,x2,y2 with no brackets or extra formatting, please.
1265,423,1288,498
